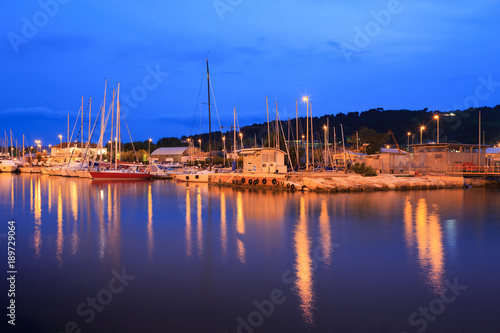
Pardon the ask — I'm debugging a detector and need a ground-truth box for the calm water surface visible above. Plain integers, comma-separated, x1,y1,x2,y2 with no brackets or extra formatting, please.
1,173,499,333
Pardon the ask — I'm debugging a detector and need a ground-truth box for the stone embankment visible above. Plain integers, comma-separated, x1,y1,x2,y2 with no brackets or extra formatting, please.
209,172,499,192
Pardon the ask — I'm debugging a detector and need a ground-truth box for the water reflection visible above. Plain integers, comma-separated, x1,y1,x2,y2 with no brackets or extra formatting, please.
236,191,246,264
33,177,42,258
220,191,227,260
319,197,332,265
197,187,203,258
405,197,445,294
147,183,154,263
185,188,192,257
294,196,314,325
56,185,64,265
70,182,79,256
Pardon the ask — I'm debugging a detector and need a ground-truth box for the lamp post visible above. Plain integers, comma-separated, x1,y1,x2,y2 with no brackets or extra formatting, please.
198,139,201,151
407,132,411,152
59,134,62,147
434,114,440,144
420,126,425,145
222,136,226,167
302,97,309,171
148,139,152,164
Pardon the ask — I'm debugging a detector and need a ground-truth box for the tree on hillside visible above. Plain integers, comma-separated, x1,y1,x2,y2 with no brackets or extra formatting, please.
356,127,389,154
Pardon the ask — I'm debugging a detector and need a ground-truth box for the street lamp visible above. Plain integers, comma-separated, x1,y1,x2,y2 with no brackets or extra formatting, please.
222,136,226,166
58,134,62,147
434,114,440,144
302,96,310,171
198,139,201,151
407,132,411,152
420,126,425,144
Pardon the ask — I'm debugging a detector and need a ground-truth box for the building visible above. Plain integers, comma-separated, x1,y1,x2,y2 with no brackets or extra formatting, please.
363,148,410,172
150,147,202,163
50,143,107,163
485,147,500,166
239,148,288,173
412,143,486,172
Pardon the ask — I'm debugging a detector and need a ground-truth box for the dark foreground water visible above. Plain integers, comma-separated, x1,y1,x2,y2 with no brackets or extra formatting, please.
0,173,499,333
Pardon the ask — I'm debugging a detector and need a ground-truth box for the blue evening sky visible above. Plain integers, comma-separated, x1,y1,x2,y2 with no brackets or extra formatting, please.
1,0,499,146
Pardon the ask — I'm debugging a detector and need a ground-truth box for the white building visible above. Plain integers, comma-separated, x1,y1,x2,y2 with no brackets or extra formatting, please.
150,147,202,163
239,148,288,173
50,143,107,163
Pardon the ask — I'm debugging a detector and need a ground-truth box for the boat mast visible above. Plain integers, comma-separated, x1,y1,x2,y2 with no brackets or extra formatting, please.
206,59,212,171
88,97,92,149
10,129,13,159
116,83,121,169
296,100,299,168
81,95,84,151
311,102,314,172
275,100,279,149
110,89,114,168
100,80,107,164
266,96,270,147
233,107,237,155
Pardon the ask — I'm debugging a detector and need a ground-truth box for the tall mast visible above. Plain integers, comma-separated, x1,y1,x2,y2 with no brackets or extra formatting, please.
275,100,279,149
101,80,107,164
334,126,337,168
116,83,120,169
306,99,309,171
88,97,92,148
233,108,237,155
266,96,270,147
81,95,84,150
206,59,212,171
310,102,314,172
110,89,115,168
295,100,299,169
479,110,481,166
10,129,13,158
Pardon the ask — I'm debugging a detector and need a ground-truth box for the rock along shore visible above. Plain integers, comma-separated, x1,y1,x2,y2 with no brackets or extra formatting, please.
209,172,499,193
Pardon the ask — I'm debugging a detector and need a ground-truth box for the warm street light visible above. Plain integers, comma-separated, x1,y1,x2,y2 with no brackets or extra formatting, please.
407,132,411,151
434,114,440,144
420,126,425,144
198,139,202,150
148,138,152,156
58,134,62,147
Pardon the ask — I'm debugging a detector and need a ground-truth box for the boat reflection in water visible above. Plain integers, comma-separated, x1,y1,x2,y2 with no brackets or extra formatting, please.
4,173,499,332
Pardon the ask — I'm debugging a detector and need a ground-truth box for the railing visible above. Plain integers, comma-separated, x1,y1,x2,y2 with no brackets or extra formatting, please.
447,166,500,175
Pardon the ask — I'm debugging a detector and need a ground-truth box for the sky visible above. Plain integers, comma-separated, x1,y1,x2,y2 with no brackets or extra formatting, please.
1,0,499,147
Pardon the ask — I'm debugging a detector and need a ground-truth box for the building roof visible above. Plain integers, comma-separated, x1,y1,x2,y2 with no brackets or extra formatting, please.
380,148,409,154
486,147,500,154
237,147,287,155
52,142,100,149
151,147,191,156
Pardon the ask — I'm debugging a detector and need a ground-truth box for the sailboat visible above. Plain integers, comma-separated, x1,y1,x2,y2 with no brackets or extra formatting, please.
176,59,215,183
89,82,152,181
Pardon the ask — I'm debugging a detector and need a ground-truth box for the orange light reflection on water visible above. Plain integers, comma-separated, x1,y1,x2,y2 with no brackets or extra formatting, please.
294,196,314,325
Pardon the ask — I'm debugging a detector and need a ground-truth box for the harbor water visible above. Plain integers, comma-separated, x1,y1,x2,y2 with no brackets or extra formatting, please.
1,173,499,332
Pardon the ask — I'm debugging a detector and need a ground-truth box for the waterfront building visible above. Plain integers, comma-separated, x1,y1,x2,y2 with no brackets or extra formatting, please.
363,148,410,172
412,143,486,172
150,147,202,163
50,143,107,163
238,147,287,173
